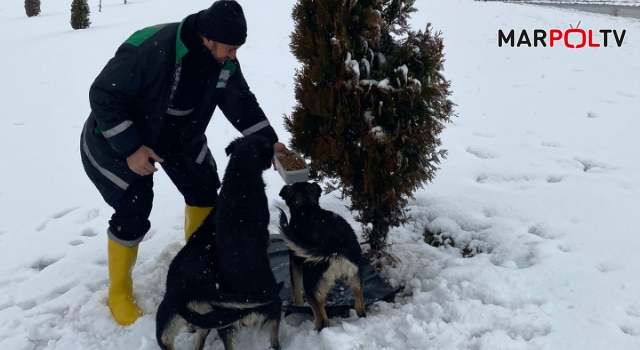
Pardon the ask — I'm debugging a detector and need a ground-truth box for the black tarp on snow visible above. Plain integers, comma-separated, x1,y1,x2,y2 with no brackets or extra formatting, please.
267,235,400,318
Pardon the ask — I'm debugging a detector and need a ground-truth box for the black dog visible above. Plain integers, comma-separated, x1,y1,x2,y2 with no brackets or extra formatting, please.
156,215,279,350
278,182,366,331
214,135,282,350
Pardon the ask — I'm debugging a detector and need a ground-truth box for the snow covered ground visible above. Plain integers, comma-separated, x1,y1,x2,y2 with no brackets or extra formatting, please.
1,0,639,349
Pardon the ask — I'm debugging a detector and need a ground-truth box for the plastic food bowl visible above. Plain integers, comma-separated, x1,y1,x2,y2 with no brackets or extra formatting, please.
274,152,309,184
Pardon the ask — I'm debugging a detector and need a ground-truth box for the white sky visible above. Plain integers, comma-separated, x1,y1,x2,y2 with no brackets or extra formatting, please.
0,0,639,349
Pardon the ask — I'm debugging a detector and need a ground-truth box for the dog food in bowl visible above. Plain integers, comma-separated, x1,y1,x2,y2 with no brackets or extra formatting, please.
274,152,309,184
278,154,307,171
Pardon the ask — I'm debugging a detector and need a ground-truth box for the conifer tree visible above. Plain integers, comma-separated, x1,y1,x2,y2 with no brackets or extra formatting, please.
286,0,455,258
70,0,91,30
24,0,41,17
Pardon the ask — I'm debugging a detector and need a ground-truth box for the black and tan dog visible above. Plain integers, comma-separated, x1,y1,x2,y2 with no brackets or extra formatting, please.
214,135,282,350
156,213,280,350
278,182,366,331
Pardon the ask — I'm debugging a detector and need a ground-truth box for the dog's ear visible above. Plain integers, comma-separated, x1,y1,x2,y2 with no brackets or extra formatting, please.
225,140,236,157
279,185,292,200
312,182,322,201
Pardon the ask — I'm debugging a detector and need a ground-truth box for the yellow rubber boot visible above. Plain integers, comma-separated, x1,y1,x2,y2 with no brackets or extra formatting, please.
184,205,213,241
107,239,143,325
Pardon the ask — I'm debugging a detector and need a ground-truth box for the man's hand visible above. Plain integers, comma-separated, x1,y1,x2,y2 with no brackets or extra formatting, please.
127,145,164,176
272,142,294,171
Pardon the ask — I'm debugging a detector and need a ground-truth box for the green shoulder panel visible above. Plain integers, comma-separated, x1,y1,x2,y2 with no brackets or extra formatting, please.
175,19,188,64
124,23,170,46
123,20,189,64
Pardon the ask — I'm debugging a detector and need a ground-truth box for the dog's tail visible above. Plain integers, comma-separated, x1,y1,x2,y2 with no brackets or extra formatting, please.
208,281,284,309
178,282,284,329
178,304,252,330
207,295,270,310
277,208,334,265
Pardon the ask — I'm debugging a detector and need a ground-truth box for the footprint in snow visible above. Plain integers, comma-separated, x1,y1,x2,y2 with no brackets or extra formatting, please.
574,158,609,173
17,300,37,311
557,244,575,253
467,147,499,159
490,244,540,270
68,239,84,246
510,244,540,269
36,206,81,231
31,256,63,272
546,175,564,183
620,325,640,336
476,173,533,184
626,306,640,318
595,261,621,273
94,257,107,266
528,225,560,240
587,111,601,119
81,228,99,237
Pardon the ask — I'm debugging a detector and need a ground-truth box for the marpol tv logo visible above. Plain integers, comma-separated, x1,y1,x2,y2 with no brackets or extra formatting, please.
498,21,627,48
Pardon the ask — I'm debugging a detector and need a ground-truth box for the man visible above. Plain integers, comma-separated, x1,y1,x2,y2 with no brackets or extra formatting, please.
80,0,292,325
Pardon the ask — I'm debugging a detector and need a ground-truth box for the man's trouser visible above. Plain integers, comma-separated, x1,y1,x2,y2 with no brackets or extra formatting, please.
81,126,219,246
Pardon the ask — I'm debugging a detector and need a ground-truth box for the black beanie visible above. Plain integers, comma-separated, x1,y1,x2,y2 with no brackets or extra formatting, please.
195,0,247,46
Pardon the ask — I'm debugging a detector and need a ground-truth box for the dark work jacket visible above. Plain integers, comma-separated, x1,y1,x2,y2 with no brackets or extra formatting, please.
80,16,278,204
